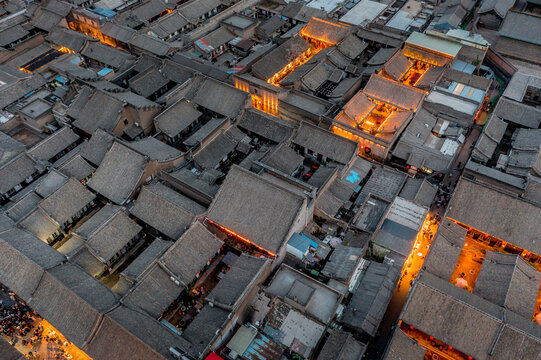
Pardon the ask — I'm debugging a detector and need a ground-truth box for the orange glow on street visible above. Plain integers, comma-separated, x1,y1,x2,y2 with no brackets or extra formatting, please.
400,323,475,360
397,214,438,294
267,46,320,86
40,320,93,360
448,218,541,321
206,219,276,257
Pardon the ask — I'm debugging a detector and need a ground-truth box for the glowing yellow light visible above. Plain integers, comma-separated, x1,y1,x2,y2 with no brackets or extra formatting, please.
207,219,276,257
58,46,75,53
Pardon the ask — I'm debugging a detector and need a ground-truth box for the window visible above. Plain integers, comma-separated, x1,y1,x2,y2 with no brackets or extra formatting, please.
123,119,128,125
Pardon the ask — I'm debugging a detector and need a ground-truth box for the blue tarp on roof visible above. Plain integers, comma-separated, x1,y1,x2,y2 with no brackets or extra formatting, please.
287,233,311,253
91,7,117,17
97,67,113,76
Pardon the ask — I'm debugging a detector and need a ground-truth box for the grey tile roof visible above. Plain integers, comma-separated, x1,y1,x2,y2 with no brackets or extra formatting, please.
366,47,398,66
107,88,161,109
5,191,41,222
447,177,541,255
39,177,96,225
193,127,244,170
257,15,285,36
293,121,358,165
83,206,142,263
190,77,249,118
207,166,305,253
0,24,28,47
261,144,304,175
392,109,454,172
478,0,515,18
207,254,268,308
474,251,541,319
303,17,350,44
100,21,136,43
338,92,376,126
129,67,170,98
129,34,172,56
130,182,204,239
34,169,68,198
127,137,183,162
149,10,189,39
182,305,230,357
71,90,126,134
472,114,507,162
382,49,412,81
252,36,311,80
88,140,147,204
0,153,38,194
322,245,363,282
398,177,437,208
356,166,407,206
494,97,541,129
164,167,221,199
131,0,169,22
88,305,193,360
0,227,64,301
502,72,541,102
29,263,119,348
43,0,72,16
161,59,195,84
46,27,91,52
71,246,106,276
0,212,15,233
0,131,25,166
154,99,202,138
121,238,171,281
122,262,184,318
196,26,235,54
80,128,114,167
363,73,425,111
512,128,541,151
0,73,48,109
336,34,367,60
28,126,79,162
18,208,60,243
30,8,63,31
160,221,223,285
58,154,95,181
402,272,541,360
318,330,366,360
75,202,117,237
441,68,492,90
383,329,425,360
177,0,221,23
0,336,24,360
81,41,135,69
66,85,93,119
423,220,467,281
341,261,400,336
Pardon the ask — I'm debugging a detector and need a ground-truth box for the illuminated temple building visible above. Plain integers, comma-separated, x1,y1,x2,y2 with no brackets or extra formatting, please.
333,73,425,161
235,17,356,118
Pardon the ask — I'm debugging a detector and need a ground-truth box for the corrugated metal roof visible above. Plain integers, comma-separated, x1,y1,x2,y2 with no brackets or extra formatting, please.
227,325,258,355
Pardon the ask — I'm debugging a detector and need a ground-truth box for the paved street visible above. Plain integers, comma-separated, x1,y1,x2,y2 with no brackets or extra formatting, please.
1,287,91,360
365,123,481,358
